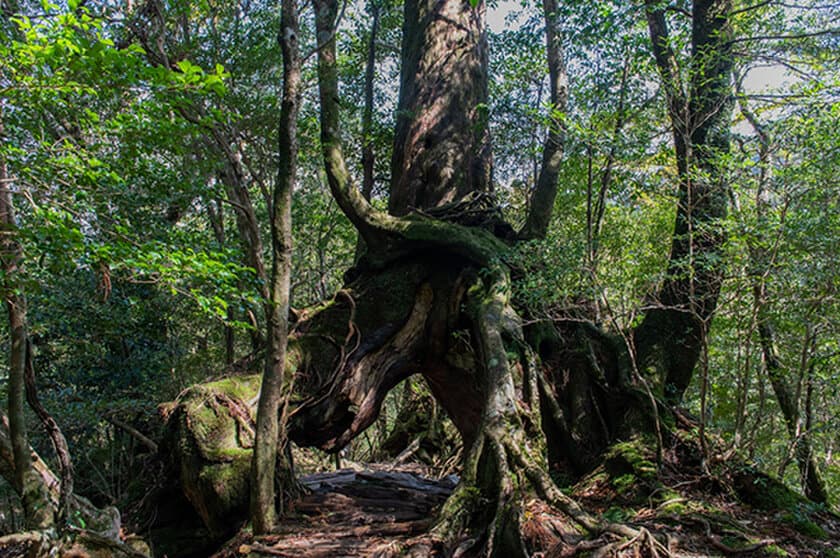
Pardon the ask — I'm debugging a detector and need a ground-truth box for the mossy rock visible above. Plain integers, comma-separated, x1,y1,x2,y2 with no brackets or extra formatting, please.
732,466,805,511
782,508,827,539
61,532,153,558
732,467,831,539
161,374,262,537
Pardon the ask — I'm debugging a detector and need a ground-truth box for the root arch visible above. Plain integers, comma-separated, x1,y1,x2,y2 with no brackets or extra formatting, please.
288,248,638,555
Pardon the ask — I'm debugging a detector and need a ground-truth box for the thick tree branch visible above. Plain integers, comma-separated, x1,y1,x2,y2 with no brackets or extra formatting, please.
727,27,839,44
644,0,689,176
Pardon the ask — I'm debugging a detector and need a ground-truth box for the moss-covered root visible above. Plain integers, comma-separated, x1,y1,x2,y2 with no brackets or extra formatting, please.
415,266,640,557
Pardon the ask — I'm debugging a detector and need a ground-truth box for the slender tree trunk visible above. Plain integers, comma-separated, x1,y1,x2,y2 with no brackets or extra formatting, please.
218,164,268,352
361,0,379,203
1,112,54,529
737,89,828,504
250,0,301,533
589,55,630,270
519,0,568,240
756,319,827,503
24,340,74,523
207,198,236,365
355,0,380,260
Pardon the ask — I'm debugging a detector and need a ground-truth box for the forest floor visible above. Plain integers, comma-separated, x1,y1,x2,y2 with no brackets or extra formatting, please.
210,457,840,558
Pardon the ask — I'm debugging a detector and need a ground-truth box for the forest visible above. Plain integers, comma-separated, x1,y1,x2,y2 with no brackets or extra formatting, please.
0,0,838,556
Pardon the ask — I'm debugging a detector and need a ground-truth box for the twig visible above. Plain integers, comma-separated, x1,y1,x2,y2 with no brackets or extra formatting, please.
393,436,421,465
105,416,158,453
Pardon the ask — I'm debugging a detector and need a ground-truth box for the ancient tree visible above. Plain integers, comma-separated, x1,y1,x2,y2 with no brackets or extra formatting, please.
276,0,736,553
165,0,738,553
637,0,733,404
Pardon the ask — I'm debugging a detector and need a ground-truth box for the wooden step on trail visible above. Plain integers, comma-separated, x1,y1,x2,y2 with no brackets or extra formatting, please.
223,468,456,558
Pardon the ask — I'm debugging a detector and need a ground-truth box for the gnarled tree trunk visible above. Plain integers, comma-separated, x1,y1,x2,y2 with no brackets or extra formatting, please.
1,111,55,530
293,0,643,554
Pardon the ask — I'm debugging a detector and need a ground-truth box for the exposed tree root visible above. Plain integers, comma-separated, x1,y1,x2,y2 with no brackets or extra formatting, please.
592,527,671,558
401,264,645,556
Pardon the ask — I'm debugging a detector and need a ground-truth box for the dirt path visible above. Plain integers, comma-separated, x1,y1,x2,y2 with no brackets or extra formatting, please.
219,468,455,557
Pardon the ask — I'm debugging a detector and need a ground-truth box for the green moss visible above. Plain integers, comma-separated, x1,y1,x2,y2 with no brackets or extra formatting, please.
613,474,638,495
216,447,253,461
605,437,658,481
199,457,250,509
175,375,263,464
163,373,264,534
204,374,262,402
732,466,804,512
660,500,687,514
444,485,482,509
602,506,630,523
433,484,484,539
654,488,681,502
652,488,690,514
396,213,509,266
602,437,659,501
761,544,790,557
783,509,827,539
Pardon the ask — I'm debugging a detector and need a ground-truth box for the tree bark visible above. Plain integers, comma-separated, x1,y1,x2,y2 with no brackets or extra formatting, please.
301,3,645,553
389,0,492,215
361,0,379,204
635,0,733,403
285,252,642,551
24,340,74,523
250,0,301,533
354,0,380,260
312,0,507,264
